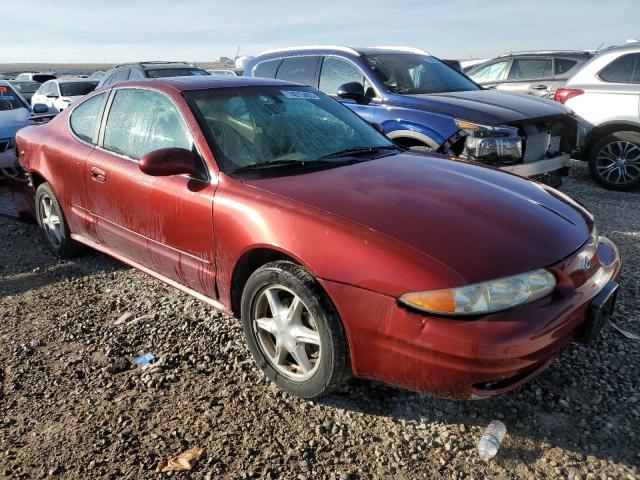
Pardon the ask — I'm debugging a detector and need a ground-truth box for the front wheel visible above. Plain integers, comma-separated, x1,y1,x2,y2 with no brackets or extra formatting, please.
588,131,640,191
241,261,350,398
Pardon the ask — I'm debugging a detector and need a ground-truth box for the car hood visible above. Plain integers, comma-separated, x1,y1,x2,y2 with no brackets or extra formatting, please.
245,153,591,284
402,90,570,125
0,108,30,138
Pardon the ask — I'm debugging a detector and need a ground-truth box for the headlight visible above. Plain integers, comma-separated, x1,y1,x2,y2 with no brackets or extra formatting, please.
399,269,556,316
455,119,522,162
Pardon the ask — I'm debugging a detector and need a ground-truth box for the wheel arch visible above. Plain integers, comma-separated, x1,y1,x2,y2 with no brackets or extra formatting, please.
386,129,440,150
585,121,640,156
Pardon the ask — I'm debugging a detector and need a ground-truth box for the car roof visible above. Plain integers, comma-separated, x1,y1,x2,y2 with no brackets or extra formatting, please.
498,50,595,58
53,77,100,84
115,62,203,70
598,42,640,54
255,45,431,58
111,75,300,92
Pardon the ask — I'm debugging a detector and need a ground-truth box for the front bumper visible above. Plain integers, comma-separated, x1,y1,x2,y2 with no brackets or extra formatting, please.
320,236,620,400
499,153,571,177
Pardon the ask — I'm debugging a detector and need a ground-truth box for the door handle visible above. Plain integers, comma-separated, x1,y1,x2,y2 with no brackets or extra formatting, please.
532,84,549,90
90,166,106,183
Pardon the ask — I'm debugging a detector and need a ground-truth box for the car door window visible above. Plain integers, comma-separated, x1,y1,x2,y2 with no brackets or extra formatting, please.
70,93,108,143
103,89,192,160
128,69,145,80
599,53,640,83
253,59,281,78
275,56,320,86
319,57,368,96
507,58,552,80
469,60,508,82
113,69,130,84
555,58,578,75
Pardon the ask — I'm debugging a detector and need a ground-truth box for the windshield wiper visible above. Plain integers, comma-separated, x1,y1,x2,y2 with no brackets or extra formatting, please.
231,158,364,175
320,145,402,159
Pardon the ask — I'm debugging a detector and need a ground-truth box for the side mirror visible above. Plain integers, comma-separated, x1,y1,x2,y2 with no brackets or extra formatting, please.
139,147,198,177
337,82,366,103
32,103,49,114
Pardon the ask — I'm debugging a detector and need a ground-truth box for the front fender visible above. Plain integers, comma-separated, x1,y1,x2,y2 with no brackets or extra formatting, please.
377,104,459,150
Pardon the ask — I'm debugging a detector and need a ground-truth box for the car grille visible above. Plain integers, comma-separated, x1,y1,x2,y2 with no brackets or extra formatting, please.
0,137,13,154
511,115,577,164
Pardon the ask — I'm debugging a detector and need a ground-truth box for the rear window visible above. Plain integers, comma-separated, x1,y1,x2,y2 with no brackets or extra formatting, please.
10,81,39,94
599,53,640,83
146,68,210,78
275,57,320,86
0,85,28,111
554,59,578,75
70,93,108,143
32,74,56,83
60,81,98,97
253,59,281,78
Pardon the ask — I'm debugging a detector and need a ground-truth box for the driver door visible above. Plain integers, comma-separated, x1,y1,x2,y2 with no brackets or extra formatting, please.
84,88,217,297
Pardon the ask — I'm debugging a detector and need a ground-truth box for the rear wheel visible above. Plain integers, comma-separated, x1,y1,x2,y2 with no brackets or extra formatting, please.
241,261,350,398
35,183,84,258
588,131,640,191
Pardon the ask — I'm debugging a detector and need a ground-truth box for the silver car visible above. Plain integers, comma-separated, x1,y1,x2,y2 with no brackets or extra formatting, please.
555,43,640,190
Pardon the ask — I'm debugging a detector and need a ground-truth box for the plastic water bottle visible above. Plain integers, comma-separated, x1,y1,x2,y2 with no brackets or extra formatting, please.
477,420,506,461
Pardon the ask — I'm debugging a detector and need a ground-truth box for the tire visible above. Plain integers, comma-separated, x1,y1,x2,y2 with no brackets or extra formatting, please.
240,261,350,398
35,182,84,258
588,131,640,191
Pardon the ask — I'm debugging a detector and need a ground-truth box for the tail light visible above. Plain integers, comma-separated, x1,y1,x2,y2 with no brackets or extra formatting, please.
554,88,584,104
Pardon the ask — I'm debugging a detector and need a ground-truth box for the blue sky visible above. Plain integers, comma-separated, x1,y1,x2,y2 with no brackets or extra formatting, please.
2,0,638,63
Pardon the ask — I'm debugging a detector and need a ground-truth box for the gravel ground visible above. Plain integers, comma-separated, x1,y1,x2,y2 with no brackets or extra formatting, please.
1,161,639,480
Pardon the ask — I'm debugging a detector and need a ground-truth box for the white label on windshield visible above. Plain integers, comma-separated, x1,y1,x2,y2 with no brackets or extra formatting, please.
281,90,320,100
0,95,15,101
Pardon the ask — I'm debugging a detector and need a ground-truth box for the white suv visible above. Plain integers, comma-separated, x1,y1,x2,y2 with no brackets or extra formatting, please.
31,78,98,113
555,43,640,190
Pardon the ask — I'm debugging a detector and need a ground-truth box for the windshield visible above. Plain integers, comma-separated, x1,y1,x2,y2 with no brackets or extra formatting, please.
0,85,29,111
186,86,395,175
60,81,98,97
364,54,479,95
146,68,210,78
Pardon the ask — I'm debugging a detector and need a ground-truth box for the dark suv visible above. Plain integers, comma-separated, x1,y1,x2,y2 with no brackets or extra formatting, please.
467,51,595,98
246,46,584,186
98,61,209,88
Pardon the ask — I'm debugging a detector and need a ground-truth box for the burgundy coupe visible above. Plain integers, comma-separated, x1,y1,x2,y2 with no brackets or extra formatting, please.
16,76,620,399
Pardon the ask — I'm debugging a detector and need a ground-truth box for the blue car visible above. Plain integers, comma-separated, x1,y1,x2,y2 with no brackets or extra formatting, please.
245,46,584,186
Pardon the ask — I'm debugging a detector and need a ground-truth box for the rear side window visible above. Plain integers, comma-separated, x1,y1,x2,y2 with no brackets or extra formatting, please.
599,53,640,83
554,58,578,75
103,89,192,159
128,69,145,80
319,57,365,95
253,59,281,78
113,69,130,84
508,58,552,80
275,56,320,85
70,93,108,143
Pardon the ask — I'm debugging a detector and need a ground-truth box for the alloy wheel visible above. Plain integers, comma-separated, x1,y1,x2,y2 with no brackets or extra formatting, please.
595,140,640,185
251,285,321,381
39,194,62,248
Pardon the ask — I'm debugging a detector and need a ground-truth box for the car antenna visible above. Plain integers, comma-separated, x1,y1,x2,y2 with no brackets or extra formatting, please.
596,42,604,51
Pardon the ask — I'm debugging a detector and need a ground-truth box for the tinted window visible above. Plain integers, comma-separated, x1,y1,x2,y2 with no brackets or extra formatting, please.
253,59,281,78
319,57,365,95
599,53,639,83
507,58,552,80
70,93,107,143
11,81,39,94
275,57,320,85
32,74,56,83
469,60,508,82
60,81,98,97
0,84,29,111
555,58,578,75
365,54,478,94
187,86,394,175
103,89,192,159
146,68,209,78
